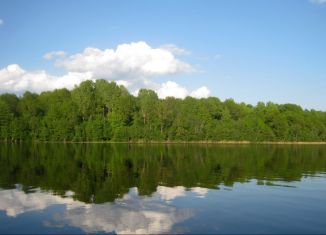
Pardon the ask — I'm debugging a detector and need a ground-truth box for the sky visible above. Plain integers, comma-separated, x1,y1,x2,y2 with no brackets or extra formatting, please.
0,0,326,110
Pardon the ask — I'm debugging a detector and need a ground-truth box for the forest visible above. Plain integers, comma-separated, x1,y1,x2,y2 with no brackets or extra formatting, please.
0,79,326,142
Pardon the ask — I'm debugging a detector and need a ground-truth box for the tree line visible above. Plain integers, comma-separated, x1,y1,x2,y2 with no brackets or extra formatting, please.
0,79,325,142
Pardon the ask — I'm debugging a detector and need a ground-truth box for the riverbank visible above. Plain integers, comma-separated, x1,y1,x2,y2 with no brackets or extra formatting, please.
2,140,326,145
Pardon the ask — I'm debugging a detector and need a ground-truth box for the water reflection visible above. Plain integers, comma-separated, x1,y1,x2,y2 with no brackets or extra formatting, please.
0,185,82,217
0,185,205,234
1,144,326,203
0,144,326,234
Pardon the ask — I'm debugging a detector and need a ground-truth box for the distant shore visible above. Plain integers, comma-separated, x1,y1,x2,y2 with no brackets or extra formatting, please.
79,140,326,145
2,140,326,145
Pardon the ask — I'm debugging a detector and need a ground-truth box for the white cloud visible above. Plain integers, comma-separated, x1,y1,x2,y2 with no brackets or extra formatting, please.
116,79,131,88
0,64,92,93
43,51,66,60
56,41,193,79
156,81,211,99
310,0,326,4
156,81,189,99
160,44,190,55
0,41,210,98
190,86,210,98
0,19,4,26
131,89,140,97
0,64,210,99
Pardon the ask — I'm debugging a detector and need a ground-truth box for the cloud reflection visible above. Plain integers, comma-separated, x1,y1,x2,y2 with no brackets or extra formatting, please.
0,185,209,234
155,186,209,201
0,185,84,217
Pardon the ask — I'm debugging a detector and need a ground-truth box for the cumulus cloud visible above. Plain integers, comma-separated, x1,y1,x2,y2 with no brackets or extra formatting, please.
156,81,189,99
0,41,210,98
310,0,326,4
160,44,190,55
116,79,131,88
156,82,210,99
43,51,66,60
0,64,210,99
0,64,92,93
56,41,193,79
190,86,210,98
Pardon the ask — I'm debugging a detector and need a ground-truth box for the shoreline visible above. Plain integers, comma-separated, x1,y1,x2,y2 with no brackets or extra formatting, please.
2,140,326,145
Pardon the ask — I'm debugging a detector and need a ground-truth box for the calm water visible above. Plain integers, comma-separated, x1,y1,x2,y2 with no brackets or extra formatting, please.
0,144,326,234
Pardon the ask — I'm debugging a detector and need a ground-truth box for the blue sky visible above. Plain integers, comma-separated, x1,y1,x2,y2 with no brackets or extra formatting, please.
0,0,326,110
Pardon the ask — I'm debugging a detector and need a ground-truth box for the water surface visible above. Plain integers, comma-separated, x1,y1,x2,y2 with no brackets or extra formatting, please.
0,144,326,234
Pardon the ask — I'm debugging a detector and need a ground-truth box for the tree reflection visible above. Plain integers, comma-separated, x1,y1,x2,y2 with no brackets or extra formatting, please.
0,144,325,203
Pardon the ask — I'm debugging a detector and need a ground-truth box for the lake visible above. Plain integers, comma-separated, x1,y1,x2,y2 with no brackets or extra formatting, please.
0,144,325,234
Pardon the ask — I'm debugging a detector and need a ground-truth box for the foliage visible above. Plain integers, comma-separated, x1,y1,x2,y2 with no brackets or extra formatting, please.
0,80,325,142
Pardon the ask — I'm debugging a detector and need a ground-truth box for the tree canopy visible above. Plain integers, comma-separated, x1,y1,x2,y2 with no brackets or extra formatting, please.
0,79,325,142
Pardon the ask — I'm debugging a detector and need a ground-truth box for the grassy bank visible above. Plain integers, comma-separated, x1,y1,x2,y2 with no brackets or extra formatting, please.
2,140,326,145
